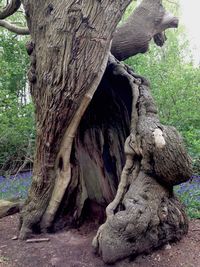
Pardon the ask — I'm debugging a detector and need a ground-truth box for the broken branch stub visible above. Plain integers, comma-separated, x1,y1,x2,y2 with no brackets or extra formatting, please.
111,0,179,60
0,0,21,20
93,57,192,264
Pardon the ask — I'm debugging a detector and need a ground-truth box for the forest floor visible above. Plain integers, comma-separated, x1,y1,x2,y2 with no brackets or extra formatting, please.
0,214,199,267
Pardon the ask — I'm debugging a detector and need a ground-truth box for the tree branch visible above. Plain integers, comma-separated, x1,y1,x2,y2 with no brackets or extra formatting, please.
0,0,21,19
111,0,178,61
153,32,167,47
0,19,29,34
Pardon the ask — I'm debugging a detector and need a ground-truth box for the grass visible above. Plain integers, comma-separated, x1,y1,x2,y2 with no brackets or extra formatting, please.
0,172,199,219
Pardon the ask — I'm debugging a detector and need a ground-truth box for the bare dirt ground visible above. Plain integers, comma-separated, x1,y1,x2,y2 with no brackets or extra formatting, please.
0,214,199,267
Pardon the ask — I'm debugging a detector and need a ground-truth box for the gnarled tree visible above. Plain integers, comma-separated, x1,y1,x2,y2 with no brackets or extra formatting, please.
0,0,192,264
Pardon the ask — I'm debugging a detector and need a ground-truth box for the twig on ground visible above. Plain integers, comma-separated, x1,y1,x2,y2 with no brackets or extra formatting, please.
26,238,50,243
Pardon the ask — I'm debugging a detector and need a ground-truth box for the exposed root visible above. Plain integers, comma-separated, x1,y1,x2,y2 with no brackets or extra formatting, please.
106,75,141,217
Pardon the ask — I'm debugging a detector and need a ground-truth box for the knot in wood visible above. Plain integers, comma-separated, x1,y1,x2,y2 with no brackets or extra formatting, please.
124,133,137,156
134,78,142,85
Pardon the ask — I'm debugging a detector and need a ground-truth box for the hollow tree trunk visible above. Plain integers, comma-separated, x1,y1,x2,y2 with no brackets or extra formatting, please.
52,58,133,229
92,56,192,263
18,0,192,263
50,55,192,263
19,0,131,239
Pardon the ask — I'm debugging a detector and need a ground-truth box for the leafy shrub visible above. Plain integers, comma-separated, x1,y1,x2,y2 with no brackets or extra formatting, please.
125,30,200,163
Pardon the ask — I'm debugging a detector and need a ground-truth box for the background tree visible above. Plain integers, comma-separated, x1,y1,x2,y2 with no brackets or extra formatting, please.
0,0,193,263
0,24,34,175
125,11,200,173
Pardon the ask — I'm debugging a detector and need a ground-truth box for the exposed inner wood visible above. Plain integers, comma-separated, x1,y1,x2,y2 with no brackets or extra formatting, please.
19,0,132,239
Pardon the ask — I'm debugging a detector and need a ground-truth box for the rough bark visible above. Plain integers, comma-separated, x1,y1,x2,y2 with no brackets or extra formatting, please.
0,0,192,263
52,58,133,229
92,56,192,263
111,0,178,60
41,55,192,263
19,0,131,239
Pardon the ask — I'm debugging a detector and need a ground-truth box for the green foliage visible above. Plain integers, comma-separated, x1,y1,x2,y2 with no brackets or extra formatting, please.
0,91,34,174
193,157,200,175
123,1,200,169
125,29,200,169
0,27,34,175
121,0,136,23
0,30,29,94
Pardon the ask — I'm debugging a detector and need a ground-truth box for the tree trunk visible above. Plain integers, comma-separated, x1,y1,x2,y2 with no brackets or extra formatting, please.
52,57,133,230
18,0,192,263
92,56,192,263
19,0,131,239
